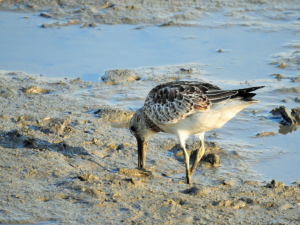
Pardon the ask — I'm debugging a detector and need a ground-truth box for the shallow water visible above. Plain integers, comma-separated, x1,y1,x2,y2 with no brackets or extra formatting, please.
1,11,300,184
0,11,297,82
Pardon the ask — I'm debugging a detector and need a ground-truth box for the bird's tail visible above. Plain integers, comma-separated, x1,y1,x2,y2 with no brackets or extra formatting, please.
233,86,265,101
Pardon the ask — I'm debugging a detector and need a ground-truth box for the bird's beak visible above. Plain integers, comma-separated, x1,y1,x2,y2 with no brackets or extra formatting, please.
137,138,148,168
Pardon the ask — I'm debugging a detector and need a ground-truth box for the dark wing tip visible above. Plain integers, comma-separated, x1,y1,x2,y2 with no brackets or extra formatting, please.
234,86,264,101
207,86,264,104
247,86,265,92
236,86,264,95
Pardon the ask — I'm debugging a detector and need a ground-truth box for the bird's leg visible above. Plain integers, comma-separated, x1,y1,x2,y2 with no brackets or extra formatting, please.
181,145,191,184
190,133,205,176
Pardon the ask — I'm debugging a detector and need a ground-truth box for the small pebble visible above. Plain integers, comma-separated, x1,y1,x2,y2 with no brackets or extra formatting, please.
279,62,286,69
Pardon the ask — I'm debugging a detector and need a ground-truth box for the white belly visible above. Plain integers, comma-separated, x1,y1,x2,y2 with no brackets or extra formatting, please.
159,100,256,136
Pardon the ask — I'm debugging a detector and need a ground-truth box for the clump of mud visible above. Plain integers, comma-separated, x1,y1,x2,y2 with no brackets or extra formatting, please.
0,86,14,98
171,141,221,167
271,106,300,125
271,41,300,70
42,20,82,28
265,179,285,188
255,131,276,137
77,173,100,182
277,87,300,93
95,107,134,128
201,153,220,167
101,69,140,85
270,106,300,134
22,86,50,94
292,77,300,83
159,21,176,27
118,168,154,181
180,68,193,74
181,186,212,197
40,118,71,135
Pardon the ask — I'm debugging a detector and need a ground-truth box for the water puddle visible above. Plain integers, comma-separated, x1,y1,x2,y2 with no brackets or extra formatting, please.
0,11,298,81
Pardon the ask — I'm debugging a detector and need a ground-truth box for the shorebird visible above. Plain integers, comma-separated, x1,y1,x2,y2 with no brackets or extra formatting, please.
129,81,264,184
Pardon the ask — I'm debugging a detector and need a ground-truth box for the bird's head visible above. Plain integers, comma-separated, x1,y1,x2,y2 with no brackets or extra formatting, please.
129,107,155,143
129,107,157,168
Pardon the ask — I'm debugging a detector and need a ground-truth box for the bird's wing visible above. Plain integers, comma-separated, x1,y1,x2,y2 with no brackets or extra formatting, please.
144,81,224,125
144,81,264,125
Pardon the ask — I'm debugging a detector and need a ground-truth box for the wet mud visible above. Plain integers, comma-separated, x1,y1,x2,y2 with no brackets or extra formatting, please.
1,0,299,31
0,71,299,224
271,106,300,126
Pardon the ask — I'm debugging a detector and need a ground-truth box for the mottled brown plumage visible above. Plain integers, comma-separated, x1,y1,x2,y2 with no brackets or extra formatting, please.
144,81,231,124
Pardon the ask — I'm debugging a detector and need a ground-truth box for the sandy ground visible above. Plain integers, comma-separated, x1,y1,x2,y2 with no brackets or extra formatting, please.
1,0,300,224
0,71,299,224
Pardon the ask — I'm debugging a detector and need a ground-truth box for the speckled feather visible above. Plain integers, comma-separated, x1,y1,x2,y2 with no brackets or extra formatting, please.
144,81,250,125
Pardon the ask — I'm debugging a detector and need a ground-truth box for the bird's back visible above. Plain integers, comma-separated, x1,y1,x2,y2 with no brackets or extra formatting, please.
144,81,264,129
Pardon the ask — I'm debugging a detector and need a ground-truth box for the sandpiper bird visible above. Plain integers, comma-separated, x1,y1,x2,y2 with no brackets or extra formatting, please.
129,81,264,184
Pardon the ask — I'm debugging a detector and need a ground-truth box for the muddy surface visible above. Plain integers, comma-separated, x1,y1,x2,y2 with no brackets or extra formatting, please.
1,0,300,224
0,71,299,224
1,0,299,31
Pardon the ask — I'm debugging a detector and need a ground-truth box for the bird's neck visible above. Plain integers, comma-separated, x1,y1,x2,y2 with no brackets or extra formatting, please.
142,109,163,133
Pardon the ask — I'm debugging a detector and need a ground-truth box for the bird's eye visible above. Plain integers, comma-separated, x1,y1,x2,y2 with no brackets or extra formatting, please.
130,126,136,132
